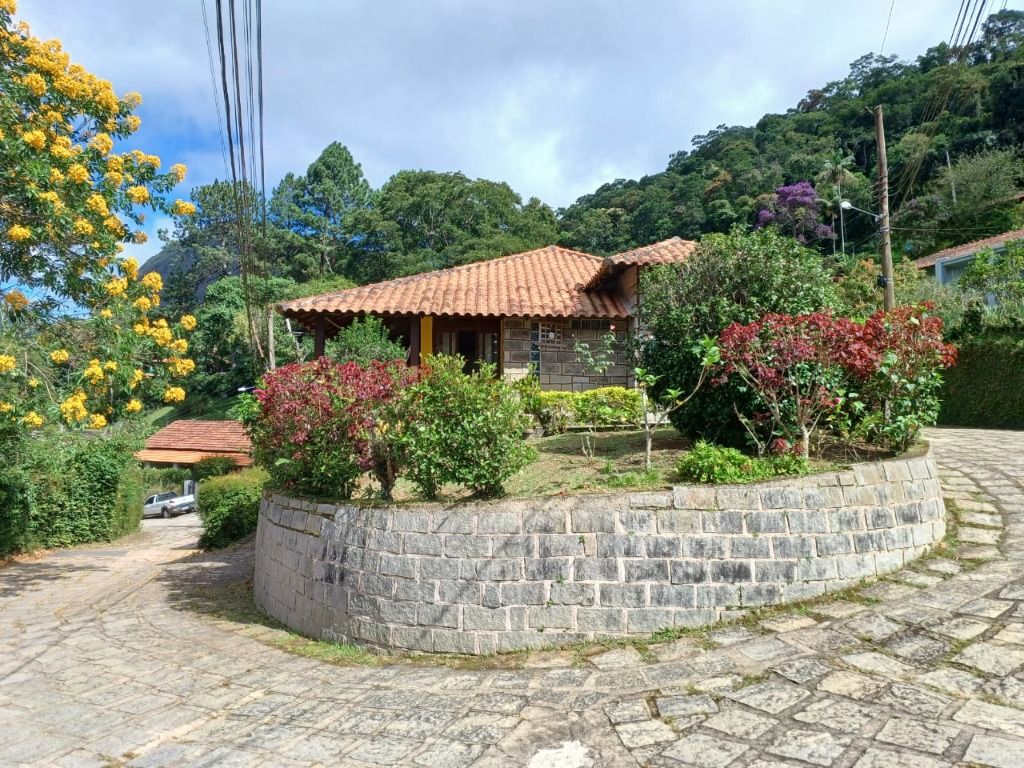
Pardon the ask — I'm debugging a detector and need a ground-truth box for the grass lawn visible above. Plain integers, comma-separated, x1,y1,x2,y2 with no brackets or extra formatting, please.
145,391,241,428
387,427,688,501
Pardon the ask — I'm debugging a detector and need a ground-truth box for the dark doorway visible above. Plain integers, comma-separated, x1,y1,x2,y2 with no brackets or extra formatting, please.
457,330,476,372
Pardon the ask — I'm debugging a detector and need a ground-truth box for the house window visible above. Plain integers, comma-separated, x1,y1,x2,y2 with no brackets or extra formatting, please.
480,332,499,364
529,323,543,376
533,322,563,347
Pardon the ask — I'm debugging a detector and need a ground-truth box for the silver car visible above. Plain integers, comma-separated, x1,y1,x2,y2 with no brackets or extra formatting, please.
142,491,196,519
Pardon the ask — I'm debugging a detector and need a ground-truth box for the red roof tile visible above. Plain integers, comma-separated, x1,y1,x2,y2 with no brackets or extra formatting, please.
134,449,253,467
278,246,630,322
142,420,251,454
583,237,697,291
914,228,1024,269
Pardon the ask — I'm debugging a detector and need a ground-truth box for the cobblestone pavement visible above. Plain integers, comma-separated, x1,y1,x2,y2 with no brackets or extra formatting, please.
1,428,1023,767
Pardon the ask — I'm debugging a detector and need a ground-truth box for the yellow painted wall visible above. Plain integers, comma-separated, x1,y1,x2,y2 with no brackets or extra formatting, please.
420,315,433,358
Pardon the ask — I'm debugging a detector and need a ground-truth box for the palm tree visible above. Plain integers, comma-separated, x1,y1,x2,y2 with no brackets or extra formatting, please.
817,151,858,256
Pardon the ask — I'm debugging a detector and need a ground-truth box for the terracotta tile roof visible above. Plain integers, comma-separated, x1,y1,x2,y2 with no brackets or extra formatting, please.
134,449,254,467
583,237,697,291
142,420,251,454
277,246,630,322
914,228,1024,269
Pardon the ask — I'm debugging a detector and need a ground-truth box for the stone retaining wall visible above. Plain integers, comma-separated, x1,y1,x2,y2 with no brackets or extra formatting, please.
253,450,946,655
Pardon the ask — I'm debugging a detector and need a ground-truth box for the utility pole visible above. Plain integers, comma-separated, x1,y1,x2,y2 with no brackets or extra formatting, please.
874,105,895,311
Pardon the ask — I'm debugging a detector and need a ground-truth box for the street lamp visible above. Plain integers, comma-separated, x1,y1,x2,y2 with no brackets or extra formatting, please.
840,200,894,300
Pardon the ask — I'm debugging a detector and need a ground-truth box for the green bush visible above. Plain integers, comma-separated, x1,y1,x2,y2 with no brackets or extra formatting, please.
328,316,407,366
0,467,34,558
575,387,642,426
676,441,810,484
193,456,238,480
142,466,191,495
537,391,577,433
639,227,840,446
197,468,268,548
939,331,1024,429
401,356,536,498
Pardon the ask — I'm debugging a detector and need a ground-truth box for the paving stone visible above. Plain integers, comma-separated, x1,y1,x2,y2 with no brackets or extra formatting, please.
737,637,793,662
954,699,1024,738
702,708,777,739
845,614,902,642
875,717,959,754
958,545,1000,560
959,526,1001,545
842,651,916,678
923,560,961,576
993,623,1024,645
774,658,832,684
760,615,818,633
590,647,645,671
963,734,1024,768
875,683,951,718
929,616,990,641
999,583,1024,601
613,719,676,748
605,699,650,725
765,729,851,767
817,671,888,700
660,733,749,768
886,634,950,664
851,747,952,768
655,695,717,720
647,638,703,663
793,697,876,733
914,667,984,697
346,737,418,765
709,626,761,646
959,512,1002,528
725,681,810,714
953,641,1024,676
896,571,944,588
812,601,869,619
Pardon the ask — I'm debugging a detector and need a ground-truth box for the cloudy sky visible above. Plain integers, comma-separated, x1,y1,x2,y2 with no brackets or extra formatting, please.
16,0,1019,262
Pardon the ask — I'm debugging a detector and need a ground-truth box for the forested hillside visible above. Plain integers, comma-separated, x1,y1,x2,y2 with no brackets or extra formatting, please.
144,9,1024,303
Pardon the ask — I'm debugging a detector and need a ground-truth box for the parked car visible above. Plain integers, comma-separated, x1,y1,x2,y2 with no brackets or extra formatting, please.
143,491,196,519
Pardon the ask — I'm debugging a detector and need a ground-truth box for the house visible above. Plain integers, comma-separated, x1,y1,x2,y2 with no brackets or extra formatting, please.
277,237,696,391
914,228,1024,285
136,420,253,469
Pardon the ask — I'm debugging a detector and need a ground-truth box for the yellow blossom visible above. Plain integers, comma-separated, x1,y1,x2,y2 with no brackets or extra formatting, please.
27,378,39,389
66,164,89,183
106,155,124,172
180,314,197,332
121,257,139,281
133,231,148,244
125,398,142,413
103,360,117,372
0,402,12,414
124,115,141,133
22,129,46,151
171,199,196,216
104,277,128,297
133,296,152,313
0,355,15,374
21,72,46,96
149,326,173,346
60,391,88,423
4,290,29,311
85,193,108,216
169,338,188,354
141,272,163,292
103,216,123,234
167,357,195,377
8,224,31,242
104,170,123,187
163,387,186,403
23,411,44,428
126,185,149,204
50,349,70,364
129,368,144,390
83,359,104,384
72,218,94,237
49,136,73,159
170,163,187,182
98,308,113,319
49,167,64,184
123,91,142,107
87,413,107,430
39,190,63,212
89,132,113,155
132,320,149,336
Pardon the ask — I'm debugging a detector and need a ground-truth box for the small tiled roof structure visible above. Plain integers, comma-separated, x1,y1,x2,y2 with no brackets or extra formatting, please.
914,228,1024,269
583,236,697,291
135,420,253,467
278,246,629,324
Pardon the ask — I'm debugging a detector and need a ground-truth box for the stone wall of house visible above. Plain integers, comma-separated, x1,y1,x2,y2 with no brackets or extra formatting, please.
253,451,946,655
502,317,632,391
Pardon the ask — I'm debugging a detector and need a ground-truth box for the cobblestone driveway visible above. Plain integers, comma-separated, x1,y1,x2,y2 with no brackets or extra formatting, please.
1,428,1023,767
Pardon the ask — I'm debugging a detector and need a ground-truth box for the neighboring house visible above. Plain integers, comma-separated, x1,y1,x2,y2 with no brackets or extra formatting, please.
277,237,695,391
136,420,253,469
914,228,1024,285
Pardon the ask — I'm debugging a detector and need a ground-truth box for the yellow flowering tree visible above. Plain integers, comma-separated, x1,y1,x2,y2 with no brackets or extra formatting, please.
0,1,197,438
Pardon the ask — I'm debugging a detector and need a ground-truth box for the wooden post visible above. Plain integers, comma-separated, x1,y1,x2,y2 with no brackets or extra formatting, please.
266,308,276,370
408,316,421,366
420,316,433,359
874,105,895,311
313,317,326,359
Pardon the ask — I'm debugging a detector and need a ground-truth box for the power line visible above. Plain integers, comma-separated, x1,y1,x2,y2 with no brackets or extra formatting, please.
200,0,230,180
880,0,897,55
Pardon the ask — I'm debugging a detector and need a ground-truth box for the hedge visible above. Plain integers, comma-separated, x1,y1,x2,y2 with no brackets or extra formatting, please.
939,331,1024,429
535,386,643,433
197,468,267,548
0,429,146,557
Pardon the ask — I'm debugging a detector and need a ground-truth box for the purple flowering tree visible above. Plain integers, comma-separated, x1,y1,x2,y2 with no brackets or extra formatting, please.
755,181,835,246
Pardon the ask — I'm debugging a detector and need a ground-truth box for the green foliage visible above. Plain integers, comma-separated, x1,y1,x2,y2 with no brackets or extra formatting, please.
197,468,268,548
575,387,643,427
675,441,811,484
328,316,407,366
141,466,190,495
537,391,578,434
400,356,536,498
9,428,146,552
0,468,33,558
639,227,840,445
193,456,239,480
939,330,1024,428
